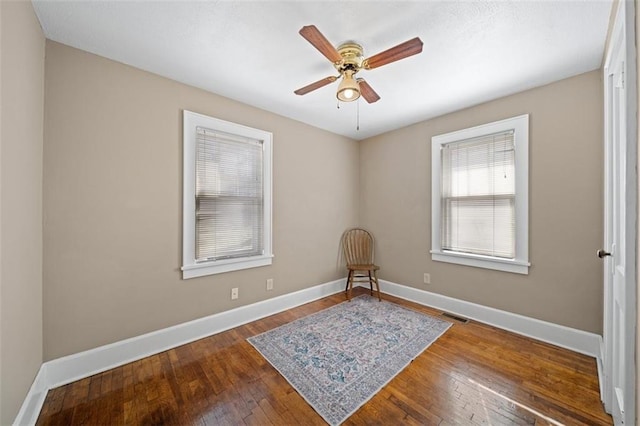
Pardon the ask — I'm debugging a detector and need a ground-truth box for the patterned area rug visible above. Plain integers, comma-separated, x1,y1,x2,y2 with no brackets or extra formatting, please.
247,295,452,425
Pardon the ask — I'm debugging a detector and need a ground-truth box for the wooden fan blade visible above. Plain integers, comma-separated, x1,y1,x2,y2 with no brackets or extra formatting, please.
299,25,343,64
363,37,423,70
294,76,338,95
357,79,380,103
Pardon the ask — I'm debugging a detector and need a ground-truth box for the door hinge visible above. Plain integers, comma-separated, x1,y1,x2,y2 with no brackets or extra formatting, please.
616,63,625,89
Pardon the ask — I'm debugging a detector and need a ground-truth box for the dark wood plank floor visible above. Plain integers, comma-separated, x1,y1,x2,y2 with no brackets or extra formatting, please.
36,287,612,425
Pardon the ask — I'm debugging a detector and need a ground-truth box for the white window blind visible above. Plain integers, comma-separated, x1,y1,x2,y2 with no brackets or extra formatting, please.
195,126,264,262
441,130,515,258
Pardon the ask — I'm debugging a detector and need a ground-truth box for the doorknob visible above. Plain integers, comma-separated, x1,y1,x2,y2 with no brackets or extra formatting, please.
597,249,612,258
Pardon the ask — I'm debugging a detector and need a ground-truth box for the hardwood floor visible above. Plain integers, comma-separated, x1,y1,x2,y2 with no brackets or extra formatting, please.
36,287,612,425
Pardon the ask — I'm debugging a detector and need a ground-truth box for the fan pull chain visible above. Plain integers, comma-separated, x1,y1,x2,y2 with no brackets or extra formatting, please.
356,98,360,131
337,100,340,109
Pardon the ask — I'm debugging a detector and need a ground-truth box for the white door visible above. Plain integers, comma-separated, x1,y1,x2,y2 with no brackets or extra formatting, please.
602,2,636,425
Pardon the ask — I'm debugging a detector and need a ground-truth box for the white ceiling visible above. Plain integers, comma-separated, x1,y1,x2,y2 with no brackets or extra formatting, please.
32,1,613,140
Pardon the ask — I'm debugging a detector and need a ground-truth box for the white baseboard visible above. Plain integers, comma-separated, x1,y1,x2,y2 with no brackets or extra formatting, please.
12,365,48,426
375,279,602,358
13,278,346,426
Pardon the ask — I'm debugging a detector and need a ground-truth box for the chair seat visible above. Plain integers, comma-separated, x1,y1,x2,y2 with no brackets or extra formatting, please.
347,264,380,271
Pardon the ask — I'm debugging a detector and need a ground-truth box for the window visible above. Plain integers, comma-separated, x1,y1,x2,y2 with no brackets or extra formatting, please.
182,110,272,279
431,115,529,274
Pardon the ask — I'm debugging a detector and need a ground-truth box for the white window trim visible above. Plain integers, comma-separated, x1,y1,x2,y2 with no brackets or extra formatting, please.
431,114,530,274
182,110,273,279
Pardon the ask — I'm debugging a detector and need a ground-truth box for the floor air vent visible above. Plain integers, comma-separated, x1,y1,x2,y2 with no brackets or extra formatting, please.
441,312,469,323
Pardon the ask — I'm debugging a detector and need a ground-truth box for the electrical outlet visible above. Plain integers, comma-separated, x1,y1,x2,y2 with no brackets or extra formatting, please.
423,273,431,284
231,287,239,300
266,278,274,291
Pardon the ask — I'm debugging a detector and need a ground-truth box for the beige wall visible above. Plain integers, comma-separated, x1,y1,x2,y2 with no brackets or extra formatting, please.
43,43,604,363
0,1,45,424
360,71,603,333
43,41,359,360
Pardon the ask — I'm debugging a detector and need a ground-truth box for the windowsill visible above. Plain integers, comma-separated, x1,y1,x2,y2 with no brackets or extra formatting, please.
431,250,529,275
182,254,274,279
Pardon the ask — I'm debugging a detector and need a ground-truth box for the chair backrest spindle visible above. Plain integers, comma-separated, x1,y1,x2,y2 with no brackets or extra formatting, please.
342,228,375,266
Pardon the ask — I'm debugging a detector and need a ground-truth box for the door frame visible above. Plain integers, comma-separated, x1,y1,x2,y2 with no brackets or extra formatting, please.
602,1,637,425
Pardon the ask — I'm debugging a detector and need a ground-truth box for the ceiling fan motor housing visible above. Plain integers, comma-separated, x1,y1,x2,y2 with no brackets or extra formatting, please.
334,42,364,74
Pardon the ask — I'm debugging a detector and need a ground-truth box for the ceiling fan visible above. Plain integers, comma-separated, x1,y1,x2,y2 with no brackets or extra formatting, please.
294,25,423,104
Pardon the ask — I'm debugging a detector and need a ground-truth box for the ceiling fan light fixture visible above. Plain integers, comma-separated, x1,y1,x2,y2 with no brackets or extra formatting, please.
336,70,360,102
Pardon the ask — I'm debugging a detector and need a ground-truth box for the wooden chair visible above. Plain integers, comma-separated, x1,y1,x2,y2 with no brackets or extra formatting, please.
341,228,382,301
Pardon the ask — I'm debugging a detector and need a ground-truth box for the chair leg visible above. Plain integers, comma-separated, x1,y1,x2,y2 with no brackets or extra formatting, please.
368,271,374,295
346,270,353,301
373,270,381,301
345,270,350,293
